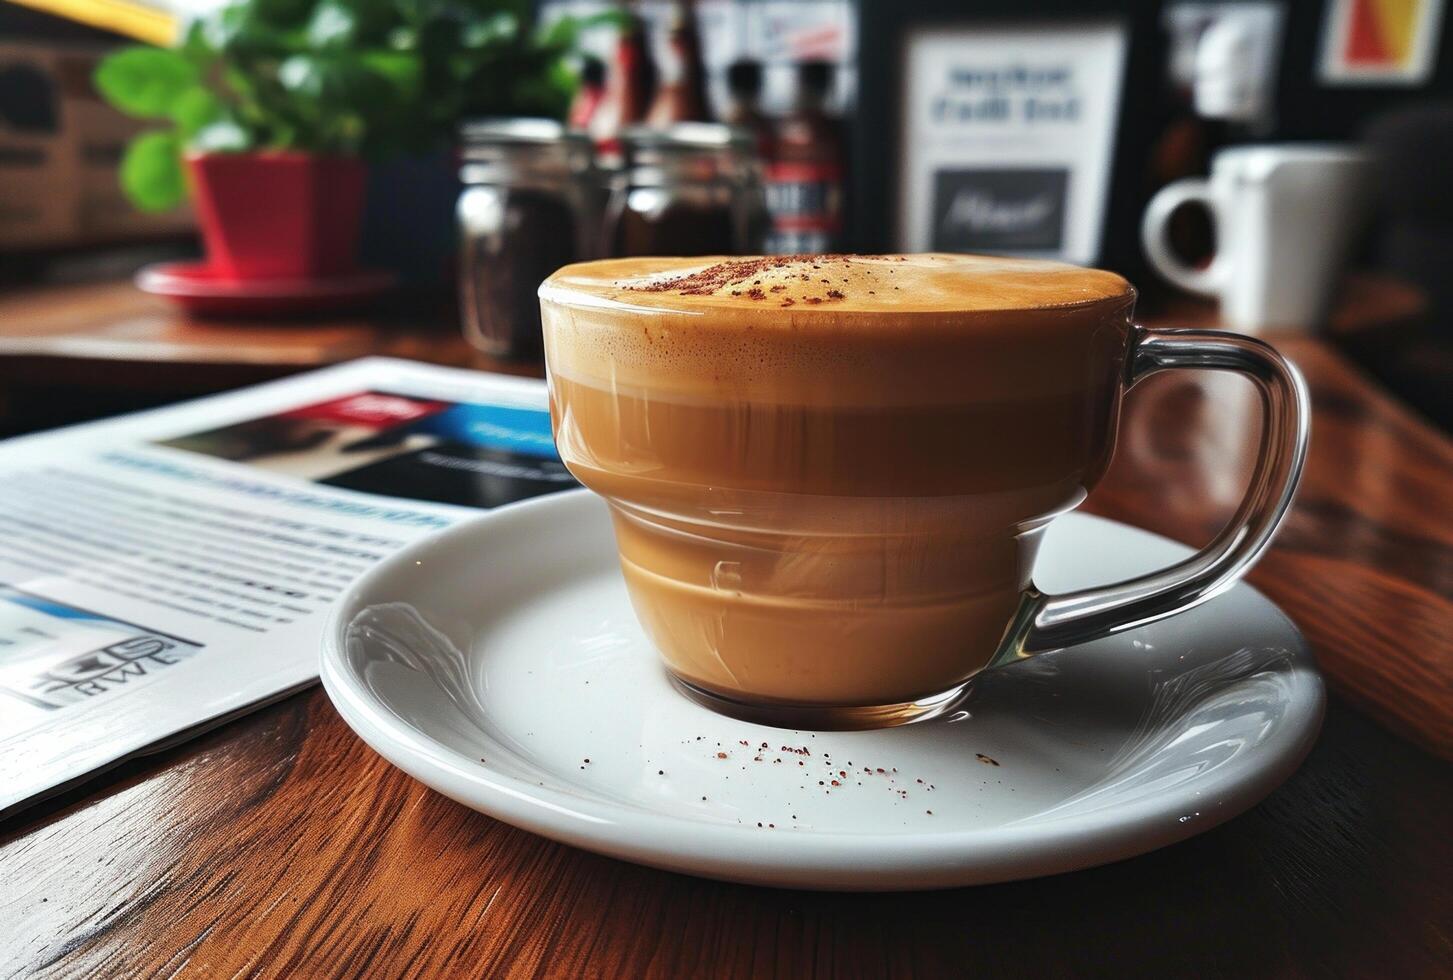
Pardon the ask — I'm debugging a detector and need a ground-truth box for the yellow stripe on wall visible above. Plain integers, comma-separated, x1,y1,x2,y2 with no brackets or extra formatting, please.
6,0,177,45
1370,0,1421,64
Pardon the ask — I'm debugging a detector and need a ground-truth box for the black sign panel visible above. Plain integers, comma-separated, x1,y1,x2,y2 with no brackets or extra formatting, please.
931,168,1068,251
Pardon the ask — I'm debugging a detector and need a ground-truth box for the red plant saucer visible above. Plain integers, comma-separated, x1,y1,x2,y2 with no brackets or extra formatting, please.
136,261,397,319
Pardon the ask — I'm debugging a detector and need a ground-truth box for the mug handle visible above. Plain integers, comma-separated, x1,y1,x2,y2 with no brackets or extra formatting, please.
1141,178,1229,298
995,327,1310,661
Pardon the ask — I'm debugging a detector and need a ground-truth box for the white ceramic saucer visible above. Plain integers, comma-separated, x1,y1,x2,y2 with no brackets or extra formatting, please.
321,489,1323,891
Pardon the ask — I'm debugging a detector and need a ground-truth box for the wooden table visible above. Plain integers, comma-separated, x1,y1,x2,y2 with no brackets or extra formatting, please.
0,280,479,381
1,330,1450,975
0,281,493,435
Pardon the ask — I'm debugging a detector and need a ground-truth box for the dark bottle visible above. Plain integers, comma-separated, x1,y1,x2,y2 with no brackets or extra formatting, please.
646,0,711,126
568,55,607,131
765,60,844,254
590,5,657,166
723,58,773,159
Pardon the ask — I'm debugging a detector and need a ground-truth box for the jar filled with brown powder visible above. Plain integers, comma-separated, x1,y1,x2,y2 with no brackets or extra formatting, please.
457,119,601,362
608,123,767,257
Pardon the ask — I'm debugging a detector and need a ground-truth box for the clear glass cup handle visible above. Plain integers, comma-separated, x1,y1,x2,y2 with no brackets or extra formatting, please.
996,326,1311,662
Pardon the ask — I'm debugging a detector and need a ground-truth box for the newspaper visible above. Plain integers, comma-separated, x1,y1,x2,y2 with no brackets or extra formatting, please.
0,357,571,818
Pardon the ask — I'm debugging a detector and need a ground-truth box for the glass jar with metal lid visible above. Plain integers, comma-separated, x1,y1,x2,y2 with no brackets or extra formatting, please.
457,118,600,361
607,123,767,257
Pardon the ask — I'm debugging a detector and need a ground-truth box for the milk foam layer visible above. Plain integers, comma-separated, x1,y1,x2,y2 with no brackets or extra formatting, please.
539,254,1135,406
540,253,1131,314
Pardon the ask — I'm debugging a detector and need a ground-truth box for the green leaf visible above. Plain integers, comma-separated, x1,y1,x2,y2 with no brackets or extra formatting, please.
199,3,250,51
192,120,252,152
202,0,304,54
94,47,198,118
535,14,579,49
307,0,397,48
169,86,224,138
222,63,258,101
329,110,366,150
119,131,185,211
462,12,516,49
414,18,462,64
179,19,217,60
270,121,300,149
538,10,628,48
359,50,422,96
252,0,313,28
277,54,326,100
279,54,368,102
473,0,531,22
392,0,439,26
102,0,591,163
275,54,394,152
547,56,577,99
306,0,358,47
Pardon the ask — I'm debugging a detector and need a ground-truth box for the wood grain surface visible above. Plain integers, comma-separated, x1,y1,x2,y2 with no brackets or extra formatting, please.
1093,337,1453,759
0,280,521,436
0,280,480,373
2,688,1449,978
1,326,1450,976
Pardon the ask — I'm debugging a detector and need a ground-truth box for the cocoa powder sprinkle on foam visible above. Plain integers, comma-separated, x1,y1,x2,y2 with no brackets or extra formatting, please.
618,254,897,300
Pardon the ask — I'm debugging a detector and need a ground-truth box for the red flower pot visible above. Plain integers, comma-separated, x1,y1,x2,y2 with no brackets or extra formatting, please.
187,152,366,281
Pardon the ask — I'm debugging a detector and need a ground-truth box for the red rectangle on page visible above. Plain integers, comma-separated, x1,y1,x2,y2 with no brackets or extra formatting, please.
280,392,450,428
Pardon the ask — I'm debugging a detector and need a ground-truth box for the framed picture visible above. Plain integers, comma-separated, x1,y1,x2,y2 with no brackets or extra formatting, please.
853,0,1162,273
1277,0,1451,139
1319,0,1446,86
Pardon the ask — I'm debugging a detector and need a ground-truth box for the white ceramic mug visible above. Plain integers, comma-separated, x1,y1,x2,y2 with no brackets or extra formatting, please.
1141,144,1372,332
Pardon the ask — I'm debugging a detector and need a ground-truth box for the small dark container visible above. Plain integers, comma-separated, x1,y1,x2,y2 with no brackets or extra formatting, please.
608,123,766,257
457,119,599,362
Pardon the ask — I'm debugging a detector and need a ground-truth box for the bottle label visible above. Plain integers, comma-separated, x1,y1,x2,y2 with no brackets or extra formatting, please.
765,161,843,254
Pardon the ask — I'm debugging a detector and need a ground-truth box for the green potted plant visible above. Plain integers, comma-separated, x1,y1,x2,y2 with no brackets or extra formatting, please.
96,0,589,281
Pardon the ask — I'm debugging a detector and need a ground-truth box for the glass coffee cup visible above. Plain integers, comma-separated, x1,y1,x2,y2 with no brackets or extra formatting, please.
538,254,1307,730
